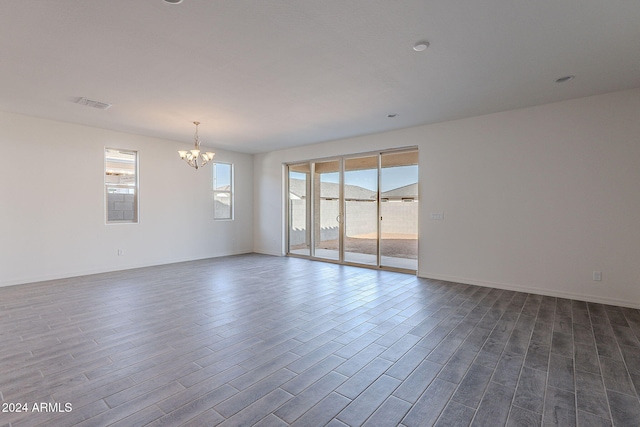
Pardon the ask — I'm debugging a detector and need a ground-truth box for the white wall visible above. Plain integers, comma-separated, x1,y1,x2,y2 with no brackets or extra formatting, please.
253,88,640,308
0,111,254,286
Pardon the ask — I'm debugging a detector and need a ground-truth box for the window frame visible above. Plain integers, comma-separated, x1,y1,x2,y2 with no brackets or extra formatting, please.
105,147,139,224
213,162,234,221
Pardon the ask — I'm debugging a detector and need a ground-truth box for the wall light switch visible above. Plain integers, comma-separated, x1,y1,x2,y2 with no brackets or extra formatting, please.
430,212,444,220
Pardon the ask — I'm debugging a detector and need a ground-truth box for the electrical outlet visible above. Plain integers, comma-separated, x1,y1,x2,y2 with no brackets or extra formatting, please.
593,271,602,281
430,212,444,220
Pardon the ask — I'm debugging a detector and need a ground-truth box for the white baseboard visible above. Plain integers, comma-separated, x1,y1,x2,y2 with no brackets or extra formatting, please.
0,250,254,289
418,271,640,309
252,248,284,257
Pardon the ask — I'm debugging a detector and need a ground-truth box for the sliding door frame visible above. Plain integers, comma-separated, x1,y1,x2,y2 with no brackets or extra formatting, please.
285,146,418,273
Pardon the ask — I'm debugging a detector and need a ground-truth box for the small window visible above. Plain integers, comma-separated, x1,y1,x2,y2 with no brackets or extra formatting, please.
213,162,233,220
105,148,138,223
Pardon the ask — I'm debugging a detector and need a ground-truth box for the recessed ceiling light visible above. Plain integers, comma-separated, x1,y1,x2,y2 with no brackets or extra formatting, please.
413,41,429,52
387,114,398,118
555,75,575,83
164,0,183,4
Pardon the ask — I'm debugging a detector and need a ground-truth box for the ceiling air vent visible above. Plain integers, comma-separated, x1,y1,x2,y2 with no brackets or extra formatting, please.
76,97,112,110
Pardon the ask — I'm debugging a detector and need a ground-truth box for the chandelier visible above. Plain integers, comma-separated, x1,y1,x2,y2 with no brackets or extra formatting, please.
178,121,215,170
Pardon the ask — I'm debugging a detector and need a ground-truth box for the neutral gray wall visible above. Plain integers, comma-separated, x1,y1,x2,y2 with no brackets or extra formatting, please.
254,88,640,308
0,111,254,286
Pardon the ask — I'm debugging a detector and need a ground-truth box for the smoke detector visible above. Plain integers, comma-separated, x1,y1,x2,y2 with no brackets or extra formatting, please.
76,97,112,110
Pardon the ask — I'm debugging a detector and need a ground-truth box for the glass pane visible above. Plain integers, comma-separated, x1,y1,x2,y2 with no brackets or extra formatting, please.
344,156,378,265
213,163,233,220
288,163,310,256
214,192,232,219
380,150,418,270
314,160,340,260
214,163,232,190
105,148,137,223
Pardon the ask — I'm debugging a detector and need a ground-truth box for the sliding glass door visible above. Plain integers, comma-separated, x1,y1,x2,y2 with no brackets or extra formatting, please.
380,150,418,270
287,148,418,272
313,160,341,261
288,163,310,256
344,155,379,266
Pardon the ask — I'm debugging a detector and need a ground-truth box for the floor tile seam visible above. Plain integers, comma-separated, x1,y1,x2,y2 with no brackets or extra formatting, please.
575,390,617,421
56,396,111,421
462,292,526,424
285,351,347,378
212,382,294,419
110,403,166,426
282,368,350,403
472,291,522,347
602,385,640,399
51,375,135,405
417,289,489,349
232,358,301,391
432,396,478,426
421,310,490,376
385,291,422,310
83,358,169,382
291,334,345,355
179,364,249,391
161,339,220,357
440,339,485,393
193,350,248,369
363,309,405,325
265,411,289,426
126,347,221,382
608,325,640,402
412,318,467,366
240,340,306,366
1,353,79,377
511,402,543,416
101,378,169,410
420,287,465,311
331,320,379,339
204,339,262,359
68,339,132,360
569,300,581,425
279,389,351,425
536,296,557,424
431,376,481,427
504,294,545,424
335,374,411,426
376,343,419,365
333,368,402,406
358,393,413,427
301,307,356,324
127,359,204,387
155,385,236,419
586,304,616,425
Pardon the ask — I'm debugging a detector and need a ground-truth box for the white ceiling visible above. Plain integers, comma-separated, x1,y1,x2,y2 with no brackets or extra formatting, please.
1,0,639,154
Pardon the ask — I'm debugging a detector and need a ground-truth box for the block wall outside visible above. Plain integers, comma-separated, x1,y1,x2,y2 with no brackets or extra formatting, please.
107,193,135,221
289,199,418,245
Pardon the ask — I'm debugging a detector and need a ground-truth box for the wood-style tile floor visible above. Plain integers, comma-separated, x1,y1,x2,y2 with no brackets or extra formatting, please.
1,254,640,426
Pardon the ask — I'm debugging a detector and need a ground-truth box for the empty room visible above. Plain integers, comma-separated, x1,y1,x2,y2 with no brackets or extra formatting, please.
1,1,640,426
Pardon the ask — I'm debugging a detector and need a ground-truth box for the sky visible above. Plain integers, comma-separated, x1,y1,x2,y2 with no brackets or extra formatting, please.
214,163,232,188
299,165,418,192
